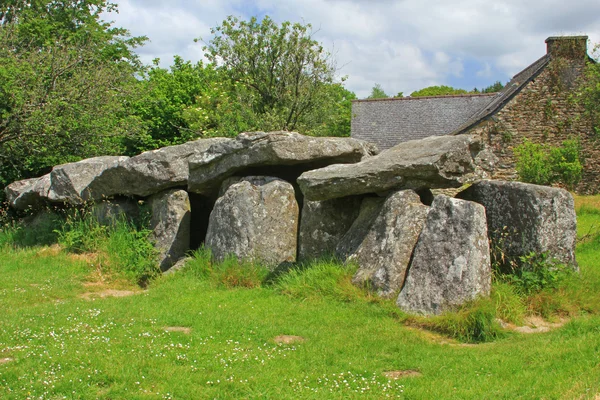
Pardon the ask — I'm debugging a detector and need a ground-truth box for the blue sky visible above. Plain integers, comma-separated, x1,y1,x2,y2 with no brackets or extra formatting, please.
106,0,600,98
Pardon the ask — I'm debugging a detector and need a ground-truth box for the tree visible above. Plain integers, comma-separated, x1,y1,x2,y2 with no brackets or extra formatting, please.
0,0,147,187
367,84,388,99
482,81,505,93
201,15,337,133
410,85,469,97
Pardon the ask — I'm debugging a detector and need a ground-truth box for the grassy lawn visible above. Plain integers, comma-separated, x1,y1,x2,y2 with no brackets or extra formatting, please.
0,197,599,399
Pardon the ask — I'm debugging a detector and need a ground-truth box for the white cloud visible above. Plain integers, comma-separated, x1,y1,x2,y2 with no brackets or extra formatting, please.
106,0,600,97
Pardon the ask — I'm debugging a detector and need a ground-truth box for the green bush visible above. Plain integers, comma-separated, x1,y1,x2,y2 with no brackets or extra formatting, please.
514,139,583,189
498,252,573,295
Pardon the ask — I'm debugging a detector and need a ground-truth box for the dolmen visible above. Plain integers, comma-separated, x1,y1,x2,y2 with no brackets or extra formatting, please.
5,131,578,314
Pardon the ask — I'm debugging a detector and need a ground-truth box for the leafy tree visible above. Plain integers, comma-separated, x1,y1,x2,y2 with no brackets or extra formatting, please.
410,85,469,97
0,0,147,187
482,81,505,93
129,57,217,153
395,92,404,98
367,84,388,99
201,15,337,133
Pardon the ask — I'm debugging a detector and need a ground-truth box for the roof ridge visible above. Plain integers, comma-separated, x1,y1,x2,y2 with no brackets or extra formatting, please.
353,93,498,103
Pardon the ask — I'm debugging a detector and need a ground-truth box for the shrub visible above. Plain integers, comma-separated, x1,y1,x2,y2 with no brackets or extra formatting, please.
497,252,573,296
514,139,583,189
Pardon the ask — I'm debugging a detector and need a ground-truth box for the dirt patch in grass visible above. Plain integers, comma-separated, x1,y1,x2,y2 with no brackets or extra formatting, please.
0,358,13,364
383,370,422,379
79,289,139,300
403,326,478,347
274,335,305,345
502,316,568,334
164,327,192,334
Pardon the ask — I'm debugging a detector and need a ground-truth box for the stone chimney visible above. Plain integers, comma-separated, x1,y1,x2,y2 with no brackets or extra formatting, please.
545,36,588,59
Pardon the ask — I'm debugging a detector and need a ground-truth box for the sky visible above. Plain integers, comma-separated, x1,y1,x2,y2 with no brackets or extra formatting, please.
104,0,600,98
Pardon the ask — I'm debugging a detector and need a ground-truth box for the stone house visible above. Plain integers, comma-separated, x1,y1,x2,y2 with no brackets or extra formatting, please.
351,36,599,193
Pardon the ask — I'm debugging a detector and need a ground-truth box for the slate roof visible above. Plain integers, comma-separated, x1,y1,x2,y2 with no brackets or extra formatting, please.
351,94,496,150
451,54,551,135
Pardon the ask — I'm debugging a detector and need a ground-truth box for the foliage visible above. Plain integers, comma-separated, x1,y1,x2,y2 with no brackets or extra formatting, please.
127,57,217,153
55,204,158,284
0,207,63,248
410,85,469,97
578,43,600,137
514,139,583,189
367,83,388,99
497,252,573,295
0,0,147,187
201,15,339,135
481,80,505,93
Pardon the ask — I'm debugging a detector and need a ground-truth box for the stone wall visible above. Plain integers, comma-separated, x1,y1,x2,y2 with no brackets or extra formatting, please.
465,55,600,194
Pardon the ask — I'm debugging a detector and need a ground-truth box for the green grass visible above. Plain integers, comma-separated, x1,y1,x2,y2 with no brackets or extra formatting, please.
0,196,598,398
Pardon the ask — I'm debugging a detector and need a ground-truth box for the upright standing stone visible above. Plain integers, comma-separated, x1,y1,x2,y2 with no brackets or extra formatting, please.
457,180,577,269
149,190,191,272
336,190,430,298
205,176,299,268
298,197,362,262
397,196,491,315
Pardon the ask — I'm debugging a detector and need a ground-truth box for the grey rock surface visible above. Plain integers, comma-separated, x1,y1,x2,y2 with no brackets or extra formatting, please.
5,174,51,210
205,176,299,267
339,190,430,298
298,134,487,201
89,138,230,198
149,189,191,272
188,131,378,195
298,196,362,261
397,195,491,315
457,180,577,269
47,156,129,205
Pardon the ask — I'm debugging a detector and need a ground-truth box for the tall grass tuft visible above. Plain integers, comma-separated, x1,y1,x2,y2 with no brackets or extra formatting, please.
411,297,504,343
0,207,63,248
183,247,269,289
56,205,159,285
273,259,369,303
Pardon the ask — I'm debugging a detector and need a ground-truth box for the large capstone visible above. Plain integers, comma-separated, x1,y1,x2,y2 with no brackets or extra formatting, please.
88,138,230,198
337,190,430,299
188,131,378,196
297,134,487,201
298,197,362,262
205,176,299,267
47,156,129,205
5,174,51,210
457,180,577,269
397,195,491,315
148,189,191,272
